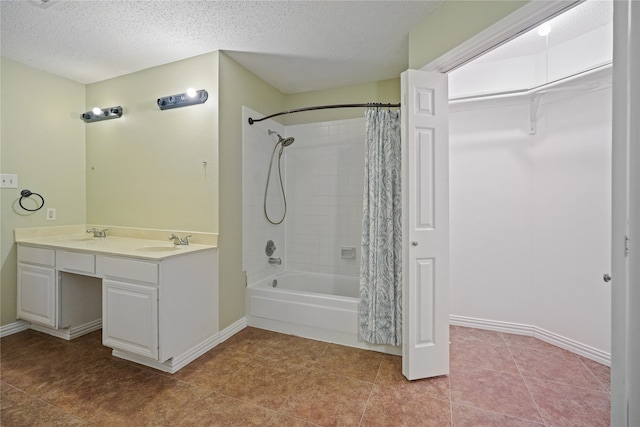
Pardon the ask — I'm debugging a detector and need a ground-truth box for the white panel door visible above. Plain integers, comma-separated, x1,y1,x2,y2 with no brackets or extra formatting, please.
401,69,450,380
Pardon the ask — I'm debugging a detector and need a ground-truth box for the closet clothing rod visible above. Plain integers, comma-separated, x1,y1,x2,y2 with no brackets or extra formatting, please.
247,102,401,124
449,62,612,105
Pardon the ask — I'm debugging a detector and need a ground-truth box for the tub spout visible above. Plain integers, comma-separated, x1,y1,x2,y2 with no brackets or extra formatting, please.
268,257,282,265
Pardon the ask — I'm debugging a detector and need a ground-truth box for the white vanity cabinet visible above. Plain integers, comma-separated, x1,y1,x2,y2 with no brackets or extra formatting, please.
15,232,218,373
17,246,57,328
102,250,219,366
102,257,160,360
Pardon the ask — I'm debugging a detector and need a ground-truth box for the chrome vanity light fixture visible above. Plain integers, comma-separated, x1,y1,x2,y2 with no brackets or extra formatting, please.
81,106,123,123
157,88,208,110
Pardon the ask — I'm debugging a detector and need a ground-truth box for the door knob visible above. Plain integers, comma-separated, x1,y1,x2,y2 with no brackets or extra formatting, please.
603,273,611,283
411,241,418,247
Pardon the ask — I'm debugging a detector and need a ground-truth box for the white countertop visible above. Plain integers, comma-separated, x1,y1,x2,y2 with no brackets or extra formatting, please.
15,226,217,260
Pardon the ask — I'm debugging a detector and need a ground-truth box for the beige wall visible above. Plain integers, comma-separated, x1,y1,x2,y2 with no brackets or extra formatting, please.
217,52,285,329
1,58,86,325
86,53,219,232
409,0,528,70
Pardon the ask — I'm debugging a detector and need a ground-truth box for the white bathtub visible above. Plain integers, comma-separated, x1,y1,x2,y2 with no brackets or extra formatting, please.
246,271,400,355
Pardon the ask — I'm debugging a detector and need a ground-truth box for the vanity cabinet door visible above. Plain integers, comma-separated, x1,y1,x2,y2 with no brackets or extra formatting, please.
17,264,57,328
102,280,158,360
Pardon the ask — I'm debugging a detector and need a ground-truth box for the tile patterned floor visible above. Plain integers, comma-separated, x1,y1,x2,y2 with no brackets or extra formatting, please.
0,325,610,426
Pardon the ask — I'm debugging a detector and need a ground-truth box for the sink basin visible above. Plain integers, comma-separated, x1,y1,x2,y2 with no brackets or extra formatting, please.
136,246,181,252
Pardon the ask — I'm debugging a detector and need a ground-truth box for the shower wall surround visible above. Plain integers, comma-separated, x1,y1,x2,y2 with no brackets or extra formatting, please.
285,119,365,276
242,107,364,284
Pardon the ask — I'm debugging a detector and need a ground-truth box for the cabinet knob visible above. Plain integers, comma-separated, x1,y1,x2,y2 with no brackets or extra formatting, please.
411,241,419,247
603,273,611,283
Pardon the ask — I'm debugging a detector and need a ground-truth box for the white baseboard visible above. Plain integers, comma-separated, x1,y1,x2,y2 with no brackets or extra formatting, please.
30,319,102,341
450,314,611,366
0,320,30,338
3,317,249,374
218,316,248,343
112,317,248,373
5,314,609,368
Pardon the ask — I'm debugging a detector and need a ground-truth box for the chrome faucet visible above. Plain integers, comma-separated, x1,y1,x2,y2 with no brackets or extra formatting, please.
86,228,108,238
169,234,192,246
268,257,282,265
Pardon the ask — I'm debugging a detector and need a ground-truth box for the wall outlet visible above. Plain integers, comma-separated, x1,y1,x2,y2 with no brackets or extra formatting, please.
46,208,56,221
0,174,18,188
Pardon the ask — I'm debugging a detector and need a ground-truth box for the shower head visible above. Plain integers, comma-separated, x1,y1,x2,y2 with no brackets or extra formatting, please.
281,136,295,147
268,129,295,147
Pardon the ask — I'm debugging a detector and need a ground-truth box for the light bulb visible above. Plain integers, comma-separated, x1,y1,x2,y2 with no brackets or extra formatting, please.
92,107,103,115
186,88,197,98
537,22,551,37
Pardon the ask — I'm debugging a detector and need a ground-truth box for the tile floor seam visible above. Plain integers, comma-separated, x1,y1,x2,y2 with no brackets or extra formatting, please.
504,337,550,426
371,353,386,384
452,401,548,426
28,391,89,424
272,366,312,413
449,360,520,376
4,401,88,426
448,370,454,426
356,381,376,427
308,365,378,386
520,374,612,396
576,355,610,392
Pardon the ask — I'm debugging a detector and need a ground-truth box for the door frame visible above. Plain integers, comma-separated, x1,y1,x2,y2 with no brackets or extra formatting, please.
421,0,639,424
611,1,640,424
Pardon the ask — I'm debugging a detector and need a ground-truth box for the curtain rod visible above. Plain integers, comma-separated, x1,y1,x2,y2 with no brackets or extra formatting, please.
247,102,401,124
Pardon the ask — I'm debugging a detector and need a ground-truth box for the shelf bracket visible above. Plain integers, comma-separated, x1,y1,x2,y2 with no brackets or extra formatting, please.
529,94,541,135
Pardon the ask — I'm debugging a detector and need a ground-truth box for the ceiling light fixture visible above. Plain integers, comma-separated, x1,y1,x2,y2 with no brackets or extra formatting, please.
157,89,208,110
537,22,552,37
81,106,123,123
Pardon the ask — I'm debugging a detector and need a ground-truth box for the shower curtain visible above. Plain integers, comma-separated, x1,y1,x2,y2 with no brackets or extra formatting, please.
359,108,402,346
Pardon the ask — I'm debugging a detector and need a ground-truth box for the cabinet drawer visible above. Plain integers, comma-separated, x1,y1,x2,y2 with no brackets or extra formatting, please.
18,246,55,267
57,250,96,274
103,257,158,285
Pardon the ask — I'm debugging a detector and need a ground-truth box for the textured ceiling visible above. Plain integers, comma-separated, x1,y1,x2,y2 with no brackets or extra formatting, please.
0,0,442,93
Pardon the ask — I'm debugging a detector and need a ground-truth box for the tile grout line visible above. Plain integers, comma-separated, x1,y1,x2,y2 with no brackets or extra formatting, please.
503,334,550,426
505,344,612,394
575,355,610,393
357,372,377,427
356,352,387,426
7,382,90,425
453,402,548,426
448,362,455,427
273,365,312,417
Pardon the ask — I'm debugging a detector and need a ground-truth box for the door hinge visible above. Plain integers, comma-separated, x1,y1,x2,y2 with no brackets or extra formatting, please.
625,235,630,256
